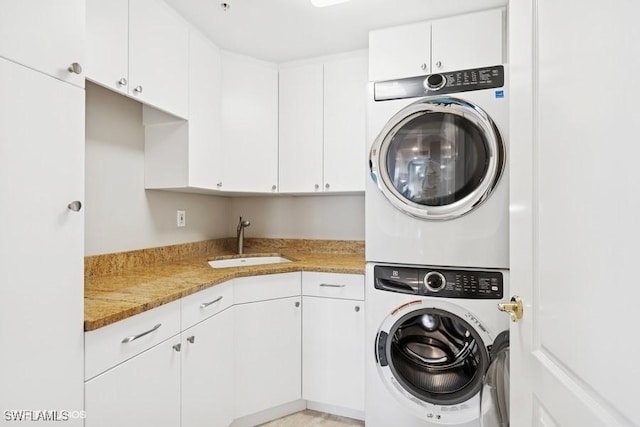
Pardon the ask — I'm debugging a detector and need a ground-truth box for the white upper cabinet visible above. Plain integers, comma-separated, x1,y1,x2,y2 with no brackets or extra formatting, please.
86,0,189,118
220,52,279,193
431,8,505,73
368,8,505,81
0,0,84,87
144,30,222,191
369,21,431,81
279,52,368,194
86,0,128,94
129,0,188,118
323,54,367,192
278,63,324,193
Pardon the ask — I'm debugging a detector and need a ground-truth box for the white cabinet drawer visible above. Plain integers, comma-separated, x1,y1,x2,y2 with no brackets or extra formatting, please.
234,272,301,304
85,300,181,380
302,272,364,300
181,280,233,330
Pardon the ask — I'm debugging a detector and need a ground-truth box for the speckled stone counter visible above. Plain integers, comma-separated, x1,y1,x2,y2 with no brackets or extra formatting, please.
85,239,365,331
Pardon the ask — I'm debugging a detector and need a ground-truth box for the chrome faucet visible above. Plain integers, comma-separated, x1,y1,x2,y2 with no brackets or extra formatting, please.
236,216,251,254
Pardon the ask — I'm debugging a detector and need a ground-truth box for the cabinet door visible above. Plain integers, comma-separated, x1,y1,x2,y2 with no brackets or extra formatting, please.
323,54,368,192
0,0,84,87
187,30,222,190
234,297,302,418
278,63,324,193
431,8,504,72
182,308,234,427
86,0,129,94
302,296,365,412
85,338,181,427
129,0,189,118
368,21,431,81
221,53,279,193
0,58,84,422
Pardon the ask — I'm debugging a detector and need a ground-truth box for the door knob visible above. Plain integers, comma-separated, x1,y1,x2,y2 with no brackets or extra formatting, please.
498,296,524,322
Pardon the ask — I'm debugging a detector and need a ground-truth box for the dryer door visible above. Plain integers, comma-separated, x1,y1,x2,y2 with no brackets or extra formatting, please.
370,96,505,220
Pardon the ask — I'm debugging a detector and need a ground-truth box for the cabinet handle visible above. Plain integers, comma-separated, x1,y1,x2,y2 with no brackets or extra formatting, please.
314,184,319,190
67,62,82,74
325,183,330,189
134,85,143,93
173,343,182,352
200,296,223,308
319,283,346,288
295,301,300,308
67,201,82,212
187,336,195,344
121,323,162,343
272,184,277,191
420,63,427,71
117,77,128,86
216,182,223,188
435,61,442,69
355,305,361,312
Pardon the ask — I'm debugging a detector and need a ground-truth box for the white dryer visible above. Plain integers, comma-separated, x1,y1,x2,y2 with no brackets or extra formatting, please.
365,263,509,427
366,65,509,269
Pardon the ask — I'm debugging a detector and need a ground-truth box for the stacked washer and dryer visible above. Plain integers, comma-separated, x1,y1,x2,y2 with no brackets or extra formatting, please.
365,64,510,427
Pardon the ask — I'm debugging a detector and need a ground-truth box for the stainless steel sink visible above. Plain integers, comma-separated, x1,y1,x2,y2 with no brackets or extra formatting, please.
208,256,291,269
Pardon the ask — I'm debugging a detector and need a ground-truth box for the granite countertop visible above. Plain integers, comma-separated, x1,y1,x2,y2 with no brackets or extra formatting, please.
85,244,365,332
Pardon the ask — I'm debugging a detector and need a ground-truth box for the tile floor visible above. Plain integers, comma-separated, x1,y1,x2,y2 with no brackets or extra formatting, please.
258,409,364,427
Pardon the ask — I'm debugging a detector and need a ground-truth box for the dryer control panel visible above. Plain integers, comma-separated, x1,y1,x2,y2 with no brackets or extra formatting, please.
374,265,503,299
374,65,504,101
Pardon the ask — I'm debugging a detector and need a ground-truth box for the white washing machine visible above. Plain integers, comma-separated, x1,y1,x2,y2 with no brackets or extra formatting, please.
365,263,509,427
366,65,509,269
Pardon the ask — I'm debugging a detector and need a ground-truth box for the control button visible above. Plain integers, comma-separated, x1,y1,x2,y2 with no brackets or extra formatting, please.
423,73,446,91
424,271,447,292
492,286,499,291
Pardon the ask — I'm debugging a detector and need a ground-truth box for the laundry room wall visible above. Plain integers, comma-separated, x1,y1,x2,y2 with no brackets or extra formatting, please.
228,195,365,241
85,83,230,256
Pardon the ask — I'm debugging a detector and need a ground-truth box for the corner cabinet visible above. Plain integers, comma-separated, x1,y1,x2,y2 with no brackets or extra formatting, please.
219,52,279,193
369,8,505,81
234,273,302,418
0,58,84,423
144,30,223,191
279,51,368,194
86,0,189,118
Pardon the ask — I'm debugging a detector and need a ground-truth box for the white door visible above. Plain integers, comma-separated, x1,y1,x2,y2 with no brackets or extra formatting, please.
509,2,638,426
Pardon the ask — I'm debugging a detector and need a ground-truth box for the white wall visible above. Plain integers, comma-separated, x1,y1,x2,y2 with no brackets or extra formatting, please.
229,195,365,240
85,83,230,256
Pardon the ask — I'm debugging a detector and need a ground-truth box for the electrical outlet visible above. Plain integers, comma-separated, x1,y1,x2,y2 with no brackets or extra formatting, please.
177,210,186,227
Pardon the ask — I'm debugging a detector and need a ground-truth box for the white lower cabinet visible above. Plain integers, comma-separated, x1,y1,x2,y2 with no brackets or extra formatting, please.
182,308,235,427
85,272,363,425
84,337,182,427
234,296,302,418
302,273,365,415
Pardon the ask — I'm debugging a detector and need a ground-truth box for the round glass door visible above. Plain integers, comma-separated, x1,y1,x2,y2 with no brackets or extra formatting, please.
383,308,489,406
370,97,505,220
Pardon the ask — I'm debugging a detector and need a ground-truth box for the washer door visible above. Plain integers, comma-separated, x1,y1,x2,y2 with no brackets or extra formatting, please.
370,96,505,220
376,300,492,423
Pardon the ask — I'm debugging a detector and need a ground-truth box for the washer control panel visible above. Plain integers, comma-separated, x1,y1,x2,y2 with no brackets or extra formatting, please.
374,65,504,102
374,265,503,299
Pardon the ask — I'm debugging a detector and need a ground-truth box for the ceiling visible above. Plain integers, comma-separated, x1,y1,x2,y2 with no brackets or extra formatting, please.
164,0,507,63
